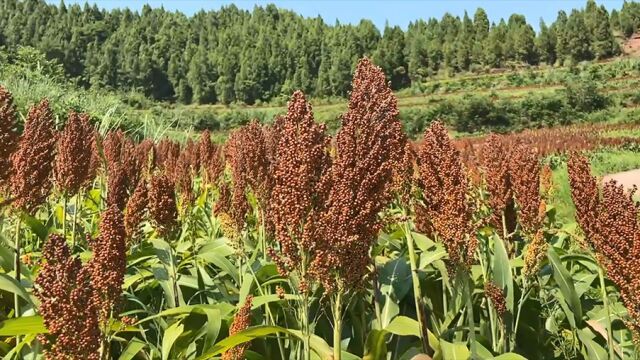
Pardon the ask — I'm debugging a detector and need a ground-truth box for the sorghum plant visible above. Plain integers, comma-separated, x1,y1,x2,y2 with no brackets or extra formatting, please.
35,234,100,360
222,296,253,360
568,153,640,342
481,134,516,240
148,172,179,237
54,112,93,197
269,90,329,359
0,86,18,191
311,58,406,359
10,99,57,213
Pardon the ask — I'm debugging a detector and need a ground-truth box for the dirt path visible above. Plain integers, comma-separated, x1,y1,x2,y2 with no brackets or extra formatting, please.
602,168,640,190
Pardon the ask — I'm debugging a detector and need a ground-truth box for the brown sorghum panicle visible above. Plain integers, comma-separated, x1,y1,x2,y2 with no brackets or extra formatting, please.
311,58,406,293
481,134,516,232
270,91,329,278
125,178,148,241
568,157,640,340
224,131,250,230
222,296,253,360
199,131,224,186
54,112,93,196
174,142,196,207
567,152,599,239
148,172,178,236
107,164,129,211
11,99,57,213
484,281,507,318
89,205,127,325
227,121,273,209
35,234,100,360
0,86,19,189
135,139,155,177
155,138,180,174
509,142,542,234
417,121,474,268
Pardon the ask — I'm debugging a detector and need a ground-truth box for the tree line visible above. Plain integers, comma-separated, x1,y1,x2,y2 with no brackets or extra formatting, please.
0,0,638,105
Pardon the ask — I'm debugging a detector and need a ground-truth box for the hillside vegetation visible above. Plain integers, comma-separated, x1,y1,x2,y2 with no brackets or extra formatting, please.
0,0,638,105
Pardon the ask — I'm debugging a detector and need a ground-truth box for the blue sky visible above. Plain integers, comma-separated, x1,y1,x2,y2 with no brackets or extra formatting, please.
50,0,625,30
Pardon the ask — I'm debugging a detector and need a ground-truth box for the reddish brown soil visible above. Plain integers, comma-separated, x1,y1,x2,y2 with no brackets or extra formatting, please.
624,34,640,56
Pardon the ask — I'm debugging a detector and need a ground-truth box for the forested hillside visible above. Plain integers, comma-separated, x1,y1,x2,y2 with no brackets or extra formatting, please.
0,0,637,104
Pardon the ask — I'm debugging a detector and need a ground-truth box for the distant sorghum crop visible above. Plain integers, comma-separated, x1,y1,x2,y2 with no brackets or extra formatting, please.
35,234,100,360
222,295,253,360
11,99,57,213
148,172,178,237
89,206,127,325
270,91,329,280
54,112,94,196
417,121,474,268
0,86,19,190
311,58,406,293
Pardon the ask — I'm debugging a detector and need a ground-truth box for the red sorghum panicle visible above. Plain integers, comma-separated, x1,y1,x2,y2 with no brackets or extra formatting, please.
567,153,599,240
416,121,474,268
199,131,224,186
0,86,19,189
509,142,542,234
481,134,516,233
311,58,406,293
89,205,127,325
222,296,253,360
135,139,155,176
11,99,57,213
54,112,93,196
174,142,196,207
227,121,273,209
148,172,178,236
155,138,180,174
484,281,507,318
568,156,640,340
107,164,129,211
224,131,250,230
35,234,100,359
270,91,330,280
125,178,148,241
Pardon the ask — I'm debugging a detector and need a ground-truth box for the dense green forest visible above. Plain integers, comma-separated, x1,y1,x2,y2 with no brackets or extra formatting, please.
0,0,638,105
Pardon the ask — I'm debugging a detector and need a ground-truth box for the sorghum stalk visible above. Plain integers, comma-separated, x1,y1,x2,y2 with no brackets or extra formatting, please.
598,266,615,360
72,194,79,249
332,290,344,360
13,218,21,318
403,210,429,353
463,272,477,358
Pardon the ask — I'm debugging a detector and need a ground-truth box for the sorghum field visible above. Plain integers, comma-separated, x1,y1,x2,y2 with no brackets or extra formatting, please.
2,58,640,360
